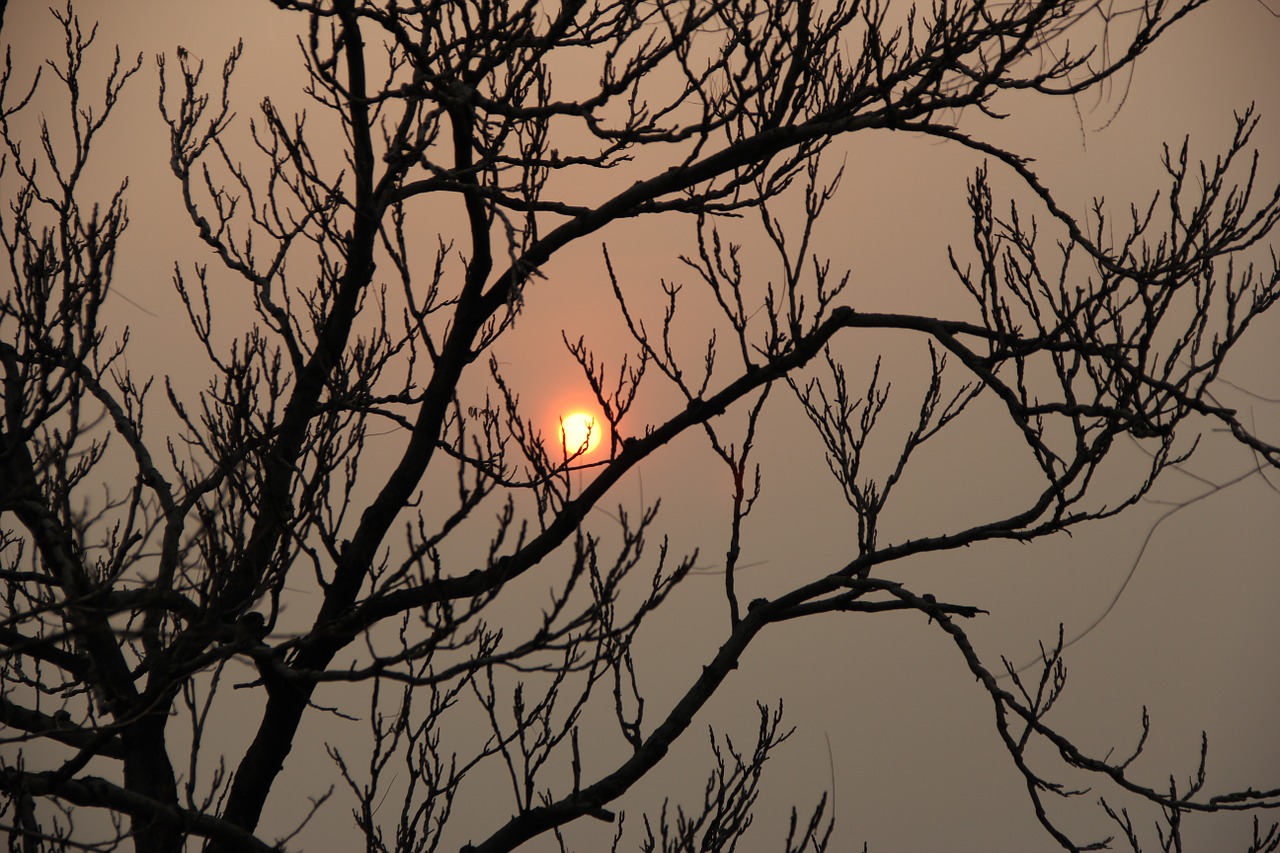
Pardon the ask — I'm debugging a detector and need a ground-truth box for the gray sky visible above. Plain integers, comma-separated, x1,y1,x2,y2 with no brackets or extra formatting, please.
4,1,1279,850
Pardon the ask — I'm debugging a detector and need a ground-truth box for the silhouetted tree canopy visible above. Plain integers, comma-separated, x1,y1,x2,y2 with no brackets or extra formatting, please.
1,2,1278,851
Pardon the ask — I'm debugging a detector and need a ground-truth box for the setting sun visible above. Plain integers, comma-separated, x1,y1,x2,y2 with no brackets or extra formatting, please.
558,411,604,456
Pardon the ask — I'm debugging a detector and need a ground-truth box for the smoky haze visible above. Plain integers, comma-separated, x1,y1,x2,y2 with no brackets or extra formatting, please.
0,2,1277,851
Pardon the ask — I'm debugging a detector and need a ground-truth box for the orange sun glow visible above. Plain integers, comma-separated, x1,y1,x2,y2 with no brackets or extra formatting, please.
558,411,604,456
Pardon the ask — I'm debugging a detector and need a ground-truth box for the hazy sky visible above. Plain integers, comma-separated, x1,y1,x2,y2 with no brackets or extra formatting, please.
4,2,1279,851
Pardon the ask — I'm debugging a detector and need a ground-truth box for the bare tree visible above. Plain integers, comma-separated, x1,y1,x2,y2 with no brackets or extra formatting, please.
1,1,1278,851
